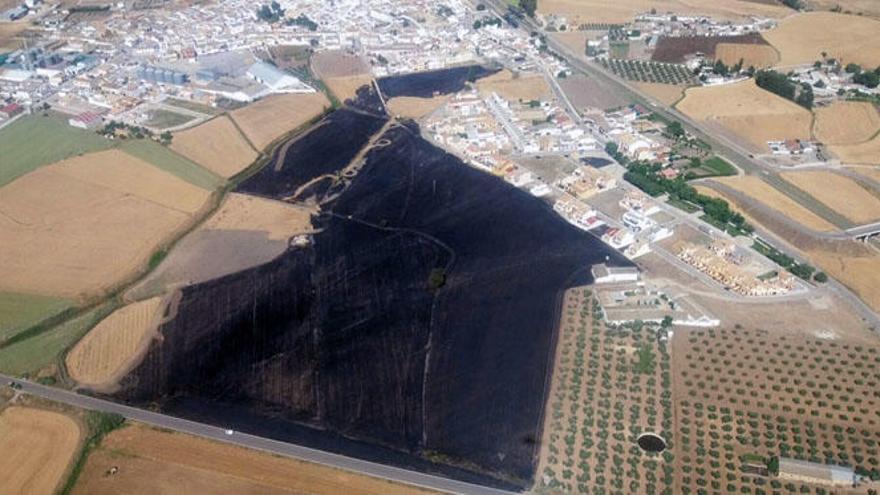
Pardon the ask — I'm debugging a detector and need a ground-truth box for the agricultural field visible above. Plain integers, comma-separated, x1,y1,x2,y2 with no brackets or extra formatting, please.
66,297,167,391
386,95,449,119
324,74,374,102
652,33,771,64
0,149,211,299
688,156,737,178
536,0,790,24
672,327,880,494
0,113,113,188
142,108,195,130
0,292,73,344
712,176,837,232
600,59,694,85
831,135,880,165
73,423,439,495
0,20,27,51
311,49,371,79
812,101,880,145
848,166,880,183
806,0,880,18
170,115,258,178
119,138,225,190
780,171,880,224
808,250,880,313
676,80,812,152
536,288,675,494
230,92,330,150
558,74,631,111
762,12,880,68
715,42,779,69
0,406,82,495
0,302,117,376
475,69,551,102
630,82,686,106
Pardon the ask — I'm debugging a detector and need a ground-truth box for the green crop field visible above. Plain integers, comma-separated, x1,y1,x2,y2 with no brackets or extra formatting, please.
0,292,74,344
0,302,117,376
119,139,225,190
0,114,114,187
695,156,737,177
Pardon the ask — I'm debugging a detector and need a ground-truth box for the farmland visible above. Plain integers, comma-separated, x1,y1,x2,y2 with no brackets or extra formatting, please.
675,80,812,152
170,115,258,178
0,20,27,51
66,297,167,391
672,326,880,494
118,138,225,190
230,92,331,150
536,0,790,24
73,423,439,495
715,43,779,69
652,33,771,64
762,12,880,68
712,176,837,232
631,82,685,106
813,101,880,145
808,251,880,313
0,113,113,187
536,288,675,494
386,95,449,119
0,406,82,495
600,59,694,85
831,135,880,165
323,74,374,102
806,0,880,18
475,69,552,102
0,149,211,299
0,292,73,344
142,108,194,130
558,74,631,110
780,170,880,224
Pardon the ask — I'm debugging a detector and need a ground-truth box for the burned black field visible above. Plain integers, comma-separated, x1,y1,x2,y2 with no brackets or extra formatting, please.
112,73,630,489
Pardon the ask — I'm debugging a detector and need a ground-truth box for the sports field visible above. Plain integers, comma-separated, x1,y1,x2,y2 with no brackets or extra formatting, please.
676,80,812,151
0,406,82,495
763,12,880,68
119,138,225,190
813,101,880,145
780,170,880,224
230,92,330,150
73,423,439,495
0,149,211,298
0,114,113,187
0,292,73,344
171,116,258,178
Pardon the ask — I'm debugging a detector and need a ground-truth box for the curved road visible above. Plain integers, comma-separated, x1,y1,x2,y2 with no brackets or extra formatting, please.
0,373,516,495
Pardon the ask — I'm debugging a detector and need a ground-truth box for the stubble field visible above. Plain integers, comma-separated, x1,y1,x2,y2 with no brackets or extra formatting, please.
0,406,82,495
813,101,880,145
73,423,439,495
65,296,167,391
0,149,211,299
537,0,790,24
476,69,552,102
714,42,779,69
676,80,813,152
386,95,449,119
631,81,686,106
831,135,880,166
171,115,258,178
230,92,330,150
711,176,837,232
762,12,880,68
780,170,880,224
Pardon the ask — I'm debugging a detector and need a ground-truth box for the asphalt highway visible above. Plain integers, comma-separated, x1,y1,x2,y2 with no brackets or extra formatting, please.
1,373,517,495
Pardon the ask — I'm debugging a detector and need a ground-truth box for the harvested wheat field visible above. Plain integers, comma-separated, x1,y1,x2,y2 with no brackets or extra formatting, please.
0,150,211,299
127,194,315,299
781,170,880,224
807,0,880,18
0,406,82,495
832,134,880,165
66,296,167,391
631,81,686,105
763,12,880,68
810,251,880,311
537,0,790,24
230,92,330,151
676,80,812,151
324,74,374,102
476,69,551,102
0,21,27,51
73,423,438,495
848,166,880,183
813,100,880,145
171,116,257,178
715,42,779,68
714,175,837,232
386,95,449,119
312,49,370,79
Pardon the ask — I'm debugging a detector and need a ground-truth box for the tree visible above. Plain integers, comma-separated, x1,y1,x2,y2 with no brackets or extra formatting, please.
796,83,814,109
853,70,880,88
713,59,729,77
813,272,828,283
666,121,685,140
845,63,862,74
520,0,537,17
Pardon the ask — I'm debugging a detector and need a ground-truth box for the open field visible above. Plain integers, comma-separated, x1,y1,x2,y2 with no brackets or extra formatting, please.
119,138,225,190
550,32,589,58
537,0,791,24
0,303,116,376
0,21,27,51
809,250,880,312
672,326,880,494
535,288,674,494
712,176,837,232
142,108,194,129
127,194,315,299
0,114,113,188
630,81,686,106
715,42,779,68
806,0,880,18
0,292,73,344
848,166,880,183
170,115,258,178
164,97,219,115
0,149,211,299
230,92,330,150
386,95,449,119
558,73,631,111
73,423,439,495
831,134,880,165
652,33,771,64
676,80,812,151
475,69,551,102
66,297,166,391
813,101,880,145
763,12,880,68
780,170,880,224
311,49,371,78
324,74,374,102
0,406,82,495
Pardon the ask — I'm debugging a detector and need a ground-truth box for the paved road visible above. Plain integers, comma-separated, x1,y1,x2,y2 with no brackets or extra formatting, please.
1,374,517,495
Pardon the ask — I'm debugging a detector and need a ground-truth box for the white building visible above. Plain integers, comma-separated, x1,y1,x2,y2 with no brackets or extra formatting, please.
592,263,639,284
